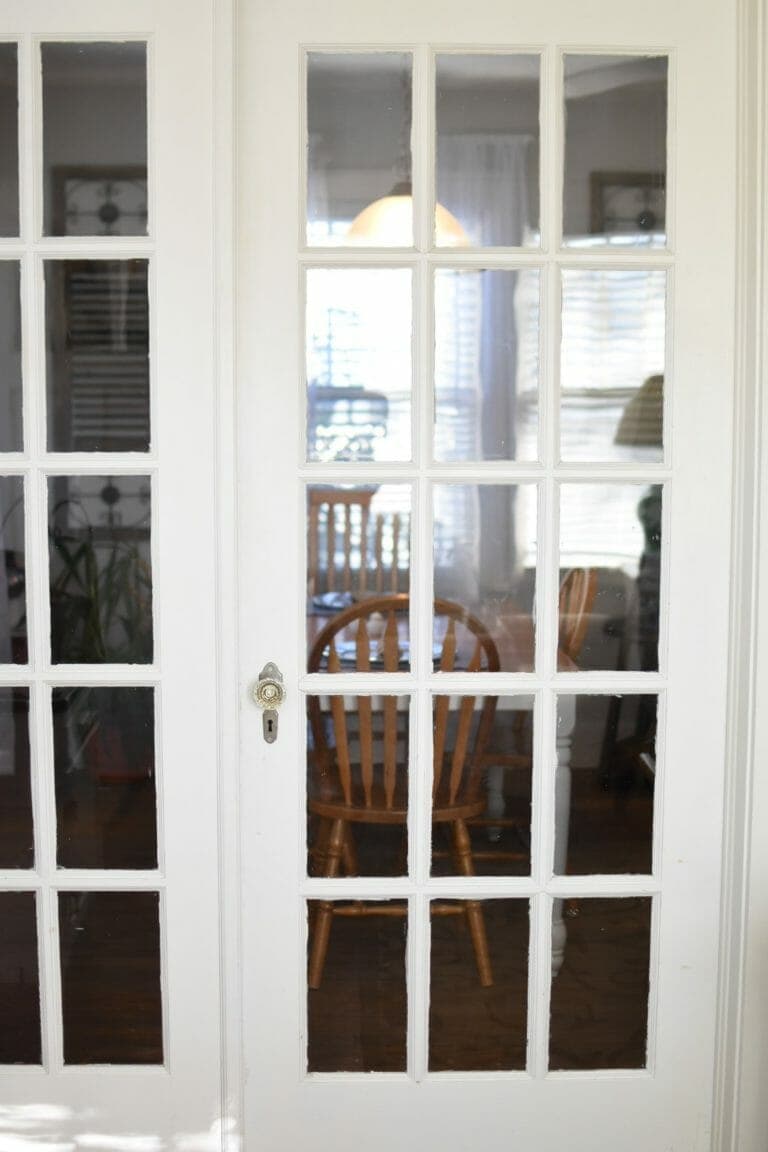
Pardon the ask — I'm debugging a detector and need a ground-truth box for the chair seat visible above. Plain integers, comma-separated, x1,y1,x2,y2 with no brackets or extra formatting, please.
309,792,486,825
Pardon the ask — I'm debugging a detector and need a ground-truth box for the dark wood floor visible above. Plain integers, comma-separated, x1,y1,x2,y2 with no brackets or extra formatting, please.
308,890,651,1074
307,757,654,1074
0,696,653,1070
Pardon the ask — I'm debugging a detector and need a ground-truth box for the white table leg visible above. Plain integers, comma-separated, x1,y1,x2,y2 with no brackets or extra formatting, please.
0,567,13,778
552,694,575,974
485,762,505,840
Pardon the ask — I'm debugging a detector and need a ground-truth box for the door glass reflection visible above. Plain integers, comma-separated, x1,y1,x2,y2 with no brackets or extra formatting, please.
431,695,534,878
0,475,26,664
435,268,540,462
306,269,412,462
307,53,412,247
307,900,407,1071
0,892,41,1064
0,45,19,237
307,484,412,673
560,269,666,462
53,686,157,869
435,54,540,248
42,42,147,237
563,55,667,248
307,484,410,602
433,483,537,671
550,897,651,1069
429,899,528,1070
45,260,150,452
0,262,22,451
0,687,32,868
559,484,661,672
48,475,153,664
557,695,656,875
307,695,409,878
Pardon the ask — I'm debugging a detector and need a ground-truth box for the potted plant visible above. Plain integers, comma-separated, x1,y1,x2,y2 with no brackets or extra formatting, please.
49,501,153,783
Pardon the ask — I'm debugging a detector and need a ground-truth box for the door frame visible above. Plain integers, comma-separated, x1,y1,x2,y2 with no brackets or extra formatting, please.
211,0,768,1146
711,1,768,1147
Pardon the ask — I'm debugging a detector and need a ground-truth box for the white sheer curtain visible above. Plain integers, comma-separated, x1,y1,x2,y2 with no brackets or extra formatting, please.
437,134,532,249
435,135,533,601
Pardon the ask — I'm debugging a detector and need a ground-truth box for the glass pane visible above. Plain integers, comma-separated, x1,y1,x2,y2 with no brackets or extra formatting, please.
563,55,667,248
42,43,147,237
45,260,150,452
53,686,156,869
556,695,656,875
549,897,651,1069
0,476,26,665
0,688,32,868
307,484,411,673
59,890,162,1064
48,474,153,664
560,269,665,462
307,695,409,878
559,484,661,672
0,262,22,450
307,482,410,601
434,268,540,462
0,892,41,1063
306,268,411,462
307,52,412,247
433,483,536,672
431,695,533,878
435,54,540,248
0,45,19,237
429,899,528,1070
307,899,406,1071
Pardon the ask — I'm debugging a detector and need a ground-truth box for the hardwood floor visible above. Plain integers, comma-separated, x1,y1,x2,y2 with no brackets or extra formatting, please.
0,694,653,1071
307,740,654,1074
308,893,651,1073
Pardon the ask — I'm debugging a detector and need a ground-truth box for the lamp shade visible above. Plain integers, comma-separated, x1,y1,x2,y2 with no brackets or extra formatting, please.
346,182,468,247
614,373,664,447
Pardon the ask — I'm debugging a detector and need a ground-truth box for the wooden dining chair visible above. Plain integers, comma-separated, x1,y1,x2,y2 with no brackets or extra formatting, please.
307,487,409,597
306,593,500,989
558,566,599,665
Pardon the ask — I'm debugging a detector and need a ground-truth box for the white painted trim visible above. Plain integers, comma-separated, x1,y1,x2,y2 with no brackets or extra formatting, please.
713,0,767,1148
213,0,243,1149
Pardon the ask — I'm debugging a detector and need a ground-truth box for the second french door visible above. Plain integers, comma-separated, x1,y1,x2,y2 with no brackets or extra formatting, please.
236,1,737,1148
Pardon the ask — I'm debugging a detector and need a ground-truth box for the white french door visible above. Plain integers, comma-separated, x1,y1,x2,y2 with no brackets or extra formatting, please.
0,1,223,1145
237,0,737,1149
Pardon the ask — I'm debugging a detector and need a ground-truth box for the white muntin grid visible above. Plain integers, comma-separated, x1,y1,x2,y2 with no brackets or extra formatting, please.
297,43,669,1080
0,34,166,1072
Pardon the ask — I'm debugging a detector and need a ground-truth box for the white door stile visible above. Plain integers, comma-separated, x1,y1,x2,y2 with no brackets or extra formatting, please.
212,0,243,1143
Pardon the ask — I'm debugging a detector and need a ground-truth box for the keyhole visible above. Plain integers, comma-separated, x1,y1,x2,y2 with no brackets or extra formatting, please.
267,717,274,735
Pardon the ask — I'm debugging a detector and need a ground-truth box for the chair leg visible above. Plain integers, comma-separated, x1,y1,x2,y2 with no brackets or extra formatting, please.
308,818,345,990
309,816,331,876
450,819,493,987
395,826,408,876
341,825,358,876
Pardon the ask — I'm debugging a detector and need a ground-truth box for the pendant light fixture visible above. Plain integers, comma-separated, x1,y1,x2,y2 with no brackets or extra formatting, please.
346,179,468,246
346,65,468,247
